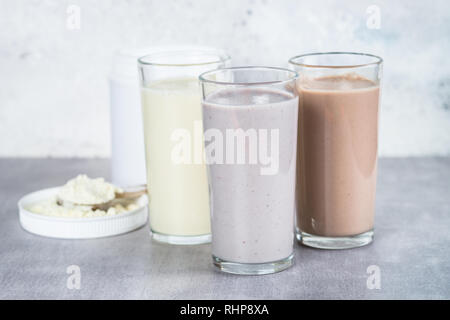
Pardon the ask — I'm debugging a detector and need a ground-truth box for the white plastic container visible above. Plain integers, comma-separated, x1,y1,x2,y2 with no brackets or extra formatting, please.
109,48,150,187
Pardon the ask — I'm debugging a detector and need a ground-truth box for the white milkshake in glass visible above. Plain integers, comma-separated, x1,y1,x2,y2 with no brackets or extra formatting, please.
138,49,230,245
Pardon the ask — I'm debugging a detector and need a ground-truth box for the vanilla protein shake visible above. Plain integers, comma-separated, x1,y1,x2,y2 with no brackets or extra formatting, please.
202,84,298,271
138,48,229,244
141,78,210,238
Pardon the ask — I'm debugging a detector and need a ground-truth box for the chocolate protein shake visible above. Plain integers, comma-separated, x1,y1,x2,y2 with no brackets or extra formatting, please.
296,74,380,239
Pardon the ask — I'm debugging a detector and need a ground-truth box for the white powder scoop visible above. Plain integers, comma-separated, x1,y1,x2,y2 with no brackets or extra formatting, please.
57,175,146,210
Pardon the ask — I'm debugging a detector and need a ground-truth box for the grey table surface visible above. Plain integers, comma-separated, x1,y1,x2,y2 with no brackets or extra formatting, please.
0,158,449,300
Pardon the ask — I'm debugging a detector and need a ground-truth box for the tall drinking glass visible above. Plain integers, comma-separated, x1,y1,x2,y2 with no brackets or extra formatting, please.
289,52,383,249
138,48,230,245
199,67,299,274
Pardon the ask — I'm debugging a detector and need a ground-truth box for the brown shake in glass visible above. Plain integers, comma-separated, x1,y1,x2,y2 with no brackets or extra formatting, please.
289,52,382,249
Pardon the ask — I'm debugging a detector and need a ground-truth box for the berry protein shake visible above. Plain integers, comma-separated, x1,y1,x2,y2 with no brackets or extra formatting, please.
202,87,298,265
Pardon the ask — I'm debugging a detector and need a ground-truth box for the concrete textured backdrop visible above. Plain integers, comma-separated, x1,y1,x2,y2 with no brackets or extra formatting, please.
0,0,449,157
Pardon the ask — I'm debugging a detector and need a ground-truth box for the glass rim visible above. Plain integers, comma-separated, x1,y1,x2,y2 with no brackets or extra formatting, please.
288,52,383,69
138,48,231,67
199,66,299,86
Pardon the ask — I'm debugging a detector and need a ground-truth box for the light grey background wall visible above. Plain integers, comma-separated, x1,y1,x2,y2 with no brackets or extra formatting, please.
0,0,449,157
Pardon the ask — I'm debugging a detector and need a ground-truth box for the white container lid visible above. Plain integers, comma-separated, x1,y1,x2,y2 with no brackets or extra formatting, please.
18,187,148,239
